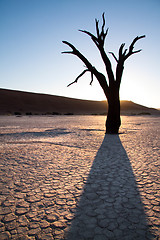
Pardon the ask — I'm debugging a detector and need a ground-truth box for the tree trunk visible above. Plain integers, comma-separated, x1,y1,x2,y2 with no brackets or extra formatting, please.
105,87,121,134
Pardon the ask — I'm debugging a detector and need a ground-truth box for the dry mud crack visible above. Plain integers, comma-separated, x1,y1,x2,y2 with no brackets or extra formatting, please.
0,116,159,239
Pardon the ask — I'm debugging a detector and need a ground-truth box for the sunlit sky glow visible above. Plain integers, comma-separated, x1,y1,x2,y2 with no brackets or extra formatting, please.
0,0,160,108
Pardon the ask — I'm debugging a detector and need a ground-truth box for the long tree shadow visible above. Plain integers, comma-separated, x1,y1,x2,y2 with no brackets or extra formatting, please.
66,134,153,240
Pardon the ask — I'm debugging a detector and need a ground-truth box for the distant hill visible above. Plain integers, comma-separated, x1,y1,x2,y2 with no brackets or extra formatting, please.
0,88,159,116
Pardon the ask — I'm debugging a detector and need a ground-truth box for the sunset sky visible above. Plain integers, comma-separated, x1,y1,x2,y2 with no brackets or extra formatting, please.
0,0,160,108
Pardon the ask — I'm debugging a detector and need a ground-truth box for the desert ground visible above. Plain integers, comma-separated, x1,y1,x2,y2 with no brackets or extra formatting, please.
0,115,159,239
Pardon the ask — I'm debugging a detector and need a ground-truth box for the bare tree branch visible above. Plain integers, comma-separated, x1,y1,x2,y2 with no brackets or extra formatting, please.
62,41,93,71
109,52,118,62
102,12,105,31
62,41,77,53
61,51,73,54
118,43,125,59
79,30,99,47
124,35,146,60
95,19,100,38
62,40,109,96
100,13,108,44
115,35,145,87
79,14,115,86
115,35,145,64
67,69,89,87
90,71,94,85
79,14,109,48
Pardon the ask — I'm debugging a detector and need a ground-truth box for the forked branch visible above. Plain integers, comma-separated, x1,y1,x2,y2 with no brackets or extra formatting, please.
62,39,109,96
62,41,93,71
80,13,108,48
62,41,108,91
115,35,145,87
79,13,114,85
119,35,146,61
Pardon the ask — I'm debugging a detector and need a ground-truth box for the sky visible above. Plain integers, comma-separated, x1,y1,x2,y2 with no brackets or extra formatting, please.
0,0,160,108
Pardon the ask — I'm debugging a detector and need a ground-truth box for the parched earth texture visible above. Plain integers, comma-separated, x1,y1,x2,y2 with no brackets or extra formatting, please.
0,115,159,240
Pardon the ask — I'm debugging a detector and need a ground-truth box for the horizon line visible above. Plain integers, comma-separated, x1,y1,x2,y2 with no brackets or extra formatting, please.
0,87,159,110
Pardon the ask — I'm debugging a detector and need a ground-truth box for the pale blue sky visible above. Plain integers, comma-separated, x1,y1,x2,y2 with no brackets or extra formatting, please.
0,0,160,108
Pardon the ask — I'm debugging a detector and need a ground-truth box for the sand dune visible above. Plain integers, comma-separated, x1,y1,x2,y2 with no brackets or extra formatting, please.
0,88,159,115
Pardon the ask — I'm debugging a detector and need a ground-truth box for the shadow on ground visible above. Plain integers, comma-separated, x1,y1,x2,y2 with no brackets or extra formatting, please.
66,134,153,240
0,128,71,139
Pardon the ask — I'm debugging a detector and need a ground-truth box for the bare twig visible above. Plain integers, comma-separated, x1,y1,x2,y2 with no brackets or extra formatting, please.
109,52,118,62
95,19,100,38
67,69,89,87
79,30,98,47
62,41,77,54
90,71,94,85
102,13,105,32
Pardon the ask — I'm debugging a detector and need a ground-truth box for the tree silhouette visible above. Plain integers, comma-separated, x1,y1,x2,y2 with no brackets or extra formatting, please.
62,13,145,134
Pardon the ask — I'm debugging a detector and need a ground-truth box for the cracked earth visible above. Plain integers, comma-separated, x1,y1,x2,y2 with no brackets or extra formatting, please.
0,115,159,239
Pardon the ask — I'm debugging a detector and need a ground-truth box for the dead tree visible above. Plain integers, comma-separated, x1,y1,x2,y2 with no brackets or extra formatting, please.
62,13,145,134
